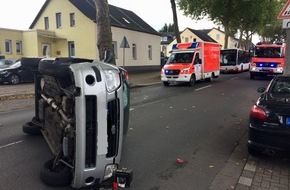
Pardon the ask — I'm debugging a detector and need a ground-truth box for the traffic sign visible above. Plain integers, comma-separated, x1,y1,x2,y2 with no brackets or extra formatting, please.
120,36,130,48
283,19,290,28
278,0,290,19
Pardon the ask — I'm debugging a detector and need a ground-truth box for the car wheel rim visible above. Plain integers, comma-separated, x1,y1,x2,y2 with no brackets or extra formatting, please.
11,75,19,84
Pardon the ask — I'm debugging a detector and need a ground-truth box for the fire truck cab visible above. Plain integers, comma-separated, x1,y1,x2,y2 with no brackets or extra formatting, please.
161,42,220,86
250,42,286,79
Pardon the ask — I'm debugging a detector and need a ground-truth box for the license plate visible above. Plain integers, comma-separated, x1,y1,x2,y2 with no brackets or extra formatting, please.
287,118,290,126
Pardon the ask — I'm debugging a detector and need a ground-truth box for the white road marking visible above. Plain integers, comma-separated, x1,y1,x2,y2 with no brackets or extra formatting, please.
195,85,212,91
130,100,162,110
230,77,239,80
0,140,23,149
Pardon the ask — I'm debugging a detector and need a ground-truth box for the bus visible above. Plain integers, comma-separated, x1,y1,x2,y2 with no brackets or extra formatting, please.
220,48,251,73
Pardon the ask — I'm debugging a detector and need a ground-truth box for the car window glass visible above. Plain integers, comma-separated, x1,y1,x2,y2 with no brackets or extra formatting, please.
9,61,21,68
272,80,290,93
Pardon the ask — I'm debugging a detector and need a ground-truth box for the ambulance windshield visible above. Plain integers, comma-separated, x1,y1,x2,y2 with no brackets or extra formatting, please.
166,52,194,64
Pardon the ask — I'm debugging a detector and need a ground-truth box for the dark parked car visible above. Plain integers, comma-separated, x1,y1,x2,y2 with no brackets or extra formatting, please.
0,58,41,84
248,75,290,156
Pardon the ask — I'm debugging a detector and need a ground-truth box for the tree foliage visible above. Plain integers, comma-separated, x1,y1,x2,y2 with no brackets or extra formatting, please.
178,0,286,48
159,23,175,32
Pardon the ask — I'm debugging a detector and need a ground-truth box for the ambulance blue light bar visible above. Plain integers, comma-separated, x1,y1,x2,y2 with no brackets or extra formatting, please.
172,42,200,50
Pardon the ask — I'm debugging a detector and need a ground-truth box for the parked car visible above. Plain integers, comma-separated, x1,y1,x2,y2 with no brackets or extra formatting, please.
248,75,290,156
0,58,41,84
22,54,132,189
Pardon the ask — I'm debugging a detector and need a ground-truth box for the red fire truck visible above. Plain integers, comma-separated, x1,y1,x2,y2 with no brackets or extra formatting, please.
250,42,286,79
161,42,220,86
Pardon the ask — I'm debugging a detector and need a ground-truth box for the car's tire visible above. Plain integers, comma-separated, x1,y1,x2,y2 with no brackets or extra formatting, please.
205,73,213,82
38,61,71,78
9,74,20,85
188,74,196,86
40,159,72,187
248,146,261,157
163,81,170,86
250,73,255,80
22,122,42,135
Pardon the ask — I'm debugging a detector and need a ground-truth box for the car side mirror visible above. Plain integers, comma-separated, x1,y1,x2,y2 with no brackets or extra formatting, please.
257,87,266,93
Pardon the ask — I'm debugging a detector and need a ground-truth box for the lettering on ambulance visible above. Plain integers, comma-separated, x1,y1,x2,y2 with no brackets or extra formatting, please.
194,52,202,80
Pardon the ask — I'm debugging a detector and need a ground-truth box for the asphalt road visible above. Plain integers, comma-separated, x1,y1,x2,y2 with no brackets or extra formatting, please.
0,72,270,190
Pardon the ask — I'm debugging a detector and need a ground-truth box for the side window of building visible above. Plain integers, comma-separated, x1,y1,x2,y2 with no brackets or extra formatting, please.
5,39,12,54
216,34,220,40
148,45,152,60
132,43,137,60
112,41,118,59
44,17,49,30
56,13,62,28
68,41,75,57
70,13,75,27
16,41,22,54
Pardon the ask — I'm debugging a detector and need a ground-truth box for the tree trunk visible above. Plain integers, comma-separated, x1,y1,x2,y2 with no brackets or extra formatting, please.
170,0,181,43
224,26,230,49
94,0,115,64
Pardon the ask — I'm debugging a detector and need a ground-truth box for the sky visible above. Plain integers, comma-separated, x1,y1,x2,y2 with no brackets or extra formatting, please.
0,0,259,43
0,0,217,31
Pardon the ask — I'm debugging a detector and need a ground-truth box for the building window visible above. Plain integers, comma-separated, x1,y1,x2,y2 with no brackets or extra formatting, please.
44,17,49,30
148,45,152,60
112,41,118,59
70,13,75,27
16,41,22,54
42,43,51,57
5,40,12,53
161,36,168,42
56,13,62,28
68,41,75,57
132,43,137,60
216,34,220,40
185,37,189,42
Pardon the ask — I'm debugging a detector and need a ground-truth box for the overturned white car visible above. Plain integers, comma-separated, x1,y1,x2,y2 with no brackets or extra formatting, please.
22,56,132,189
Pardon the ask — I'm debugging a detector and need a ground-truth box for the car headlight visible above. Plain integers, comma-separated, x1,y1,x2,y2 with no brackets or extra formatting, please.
103,69,121,92
181,68,190,73
0,71,8,75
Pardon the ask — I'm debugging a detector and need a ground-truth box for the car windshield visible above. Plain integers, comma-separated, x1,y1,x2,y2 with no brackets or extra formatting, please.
0,59,16,67
8,60,21,68
166,52,194,64
254,47,282,58
269,78,290,94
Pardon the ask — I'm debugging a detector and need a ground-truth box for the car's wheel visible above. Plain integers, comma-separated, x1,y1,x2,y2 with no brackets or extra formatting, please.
188,74,196,86
250,73,255,80
163,81,170,86
38,60,71,78
22,122,42,135
40,159,72,187
205,73,214,82
248,146,261,157
9,74,20,85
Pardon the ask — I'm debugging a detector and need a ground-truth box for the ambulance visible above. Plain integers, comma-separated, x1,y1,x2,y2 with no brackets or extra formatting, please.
161,42,220,86
250,41,286,79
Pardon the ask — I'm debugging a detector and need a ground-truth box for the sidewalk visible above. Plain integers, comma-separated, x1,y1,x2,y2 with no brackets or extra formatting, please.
1,71,290,190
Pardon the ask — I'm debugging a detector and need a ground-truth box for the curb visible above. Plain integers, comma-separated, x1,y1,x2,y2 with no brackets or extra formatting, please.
0,82,162,101
209,130,249,190
0,93,35,101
